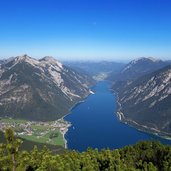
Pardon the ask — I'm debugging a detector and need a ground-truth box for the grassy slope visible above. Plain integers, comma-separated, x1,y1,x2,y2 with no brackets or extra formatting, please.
0,118,65,146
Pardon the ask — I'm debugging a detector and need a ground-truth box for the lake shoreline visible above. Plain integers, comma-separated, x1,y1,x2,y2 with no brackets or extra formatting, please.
62,81,171,151
116,99,171,141
62,89,95,148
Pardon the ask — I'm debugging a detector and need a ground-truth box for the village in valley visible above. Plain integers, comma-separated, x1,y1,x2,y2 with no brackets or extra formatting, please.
0,117,71,147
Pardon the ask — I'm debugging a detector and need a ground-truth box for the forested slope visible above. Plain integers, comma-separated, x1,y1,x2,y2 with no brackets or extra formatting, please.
1,129,171,171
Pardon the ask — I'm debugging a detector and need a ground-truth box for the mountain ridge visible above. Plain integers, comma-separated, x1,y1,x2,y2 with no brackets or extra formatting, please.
115,63,171,137
112,57,169,82
0,55,95,121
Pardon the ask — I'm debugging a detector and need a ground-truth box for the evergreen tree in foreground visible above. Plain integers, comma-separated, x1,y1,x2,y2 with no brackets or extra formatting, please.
0,129,171,170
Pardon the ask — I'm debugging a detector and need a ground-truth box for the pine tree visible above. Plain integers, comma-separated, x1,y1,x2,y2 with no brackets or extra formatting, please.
4,128,23,171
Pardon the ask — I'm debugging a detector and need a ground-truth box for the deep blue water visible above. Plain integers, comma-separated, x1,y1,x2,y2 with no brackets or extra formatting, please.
64,81,171,152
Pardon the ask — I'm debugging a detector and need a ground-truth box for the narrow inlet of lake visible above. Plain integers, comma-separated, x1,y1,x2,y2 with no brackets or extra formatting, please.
64,81,171,152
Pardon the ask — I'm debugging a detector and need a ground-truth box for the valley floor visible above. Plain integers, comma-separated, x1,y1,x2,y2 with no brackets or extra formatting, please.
0,117,71,147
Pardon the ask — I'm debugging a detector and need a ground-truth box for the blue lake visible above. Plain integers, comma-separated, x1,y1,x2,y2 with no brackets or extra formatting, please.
64,81,171,152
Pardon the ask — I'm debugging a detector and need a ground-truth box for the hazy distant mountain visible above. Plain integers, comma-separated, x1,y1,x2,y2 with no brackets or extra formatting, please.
166,60,171,64
115,64,171,137
112,57,169,82
64,61,124,81
0,55,94,121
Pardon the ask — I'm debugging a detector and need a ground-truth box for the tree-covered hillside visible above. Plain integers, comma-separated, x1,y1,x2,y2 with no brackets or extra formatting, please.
1,129,171,171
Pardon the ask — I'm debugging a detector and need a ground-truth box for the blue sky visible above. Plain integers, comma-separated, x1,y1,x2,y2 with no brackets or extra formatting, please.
0,0,171,61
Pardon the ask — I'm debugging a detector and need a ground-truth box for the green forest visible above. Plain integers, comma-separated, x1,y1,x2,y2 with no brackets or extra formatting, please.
0,129,171,171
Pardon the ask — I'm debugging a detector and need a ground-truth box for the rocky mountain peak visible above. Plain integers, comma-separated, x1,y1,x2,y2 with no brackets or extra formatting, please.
117,57,168,81
39,56,63,68
147,57,161,62
16,54,31,61
5,54,39,69
129,57,162,65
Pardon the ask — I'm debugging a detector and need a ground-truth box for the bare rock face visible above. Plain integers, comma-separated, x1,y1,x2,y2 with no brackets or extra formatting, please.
0,55,94,121
115,64,171,136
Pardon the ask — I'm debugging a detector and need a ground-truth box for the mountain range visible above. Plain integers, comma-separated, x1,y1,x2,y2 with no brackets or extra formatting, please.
1,55,171,137
112,57,171,137
112,57,169,82
0,55,94,121
64,61,124,81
